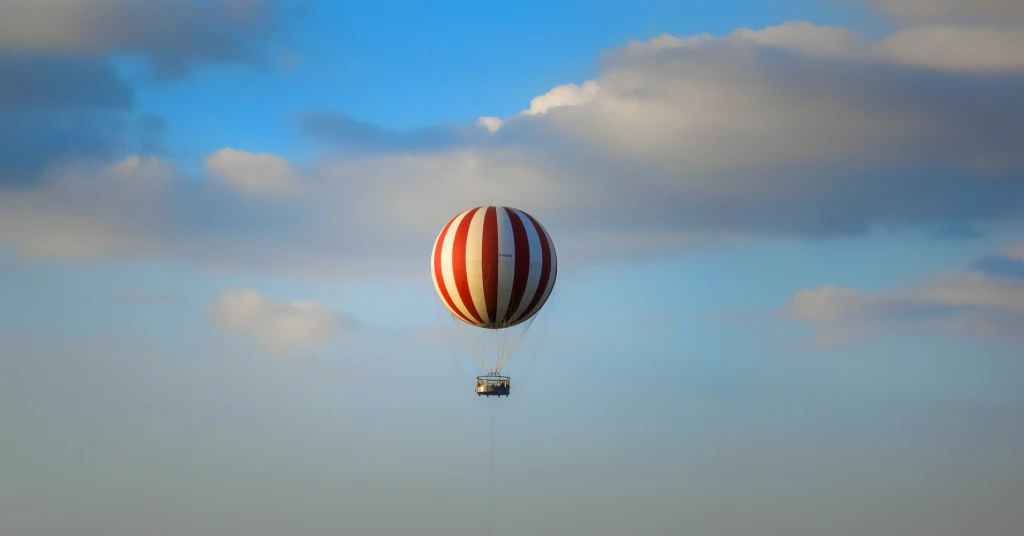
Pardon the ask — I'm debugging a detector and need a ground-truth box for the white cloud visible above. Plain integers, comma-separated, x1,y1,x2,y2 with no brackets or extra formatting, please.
208,290,346,356
205,147,302,197
520,80,601,116
476,116,503,133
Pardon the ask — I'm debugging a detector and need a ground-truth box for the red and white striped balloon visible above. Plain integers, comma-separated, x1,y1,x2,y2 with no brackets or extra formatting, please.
431,206,557,329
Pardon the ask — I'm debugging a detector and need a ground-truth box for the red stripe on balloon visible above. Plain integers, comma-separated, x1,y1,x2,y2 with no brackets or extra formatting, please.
452,207,484,325
482,206,499,327
434,215,474,325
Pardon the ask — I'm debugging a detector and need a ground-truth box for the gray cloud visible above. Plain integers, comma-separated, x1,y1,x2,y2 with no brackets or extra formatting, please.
0,0,280,80
459,23,1024,244
877,26,1024,73
0,110,121,186
970,255,1024,279
301,111,495,153
0,54,132,110
0,51,170,186
0,108,166,187
290,22,1024,265
0,54,134,178
868,0,1024,23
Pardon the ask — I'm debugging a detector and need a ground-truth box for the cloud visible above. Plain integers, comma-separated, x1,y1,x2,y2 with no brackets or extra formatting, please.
867,0,1024,23
969,252,1024,279
476,116,503,134
714,20,1024,74
0,53,156,186
878,26,1024,73
0,153,334,277
0,156,178,259
2,19,1024,278
0,152,415,278
205,147,303,197
300,111,494,153
785,245,1024,345
208,290,348,356
521,81,601,116
0,54,132,110
470,21,1024,243
0,1,275,186
725,22,861,56
0,107,167,187
1,110,125,186
0,0,280,80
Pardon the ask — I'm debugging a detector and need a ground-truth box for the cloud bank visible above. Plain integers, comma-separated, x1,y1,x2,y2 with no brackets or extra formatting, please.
867,0,1024,23
0,0,280,79
1,6,1022,279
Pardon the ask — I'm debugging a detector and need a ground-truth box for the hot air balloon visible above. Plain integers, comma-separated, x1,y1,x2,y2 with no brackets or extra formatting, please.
431,205,557,397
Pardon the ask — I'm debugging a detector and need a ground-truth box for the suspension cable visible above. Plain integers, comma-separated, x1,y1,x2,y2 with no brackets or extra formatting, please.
488,397,495,536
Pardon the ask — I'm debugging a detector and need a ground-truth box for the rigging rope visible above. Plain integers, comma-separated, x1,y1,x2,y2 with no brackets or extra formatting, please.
508,312,548,390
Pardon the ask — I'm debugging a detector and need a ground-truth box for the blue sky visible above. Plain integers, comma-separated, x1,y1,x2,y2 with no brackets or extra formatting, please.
125,0,884,168
2,1,1024,535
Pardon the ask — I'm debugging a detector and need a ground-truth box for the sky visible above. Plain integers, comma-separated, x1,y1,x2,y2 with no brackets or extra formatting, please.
1,0,1023,534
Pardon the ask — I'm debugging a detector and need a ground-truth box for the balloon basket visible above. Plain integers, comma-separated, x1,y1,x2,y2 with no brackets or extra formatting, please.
475,375,511,397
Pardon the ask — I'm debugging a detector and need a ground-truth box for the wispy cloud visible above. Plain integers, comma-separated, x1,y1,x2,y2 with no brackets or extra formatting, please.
785,243,1024,346
207,290,353,357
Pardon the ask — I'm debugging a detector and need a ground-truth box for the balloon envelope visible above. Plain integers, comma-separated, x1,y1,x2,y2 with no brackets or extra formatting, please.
431,206,557,329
